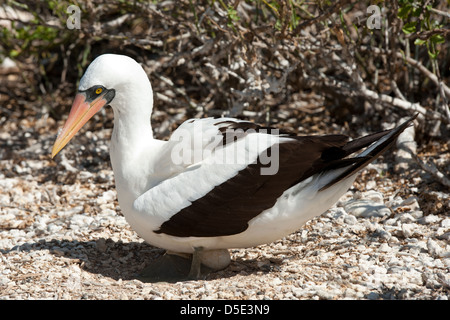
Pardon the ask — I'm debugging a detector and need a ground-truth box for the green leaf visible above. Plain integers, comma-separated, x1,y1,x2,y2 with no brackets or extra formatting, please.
428,49,439,59
227,7,239,22
414,38,426,45
10,49,20,57
430,34,445,44
402,22,416,34
411,7,422,17
398,4,412,19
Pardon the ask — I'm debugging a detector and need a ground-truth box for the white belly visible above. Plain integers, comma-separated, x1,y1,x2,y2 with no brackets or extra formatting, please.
119,172,356,254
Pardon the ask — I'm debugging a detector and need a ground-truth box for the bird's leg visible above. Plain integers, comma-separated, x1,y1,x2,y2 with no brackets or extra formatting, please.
188,246,204,280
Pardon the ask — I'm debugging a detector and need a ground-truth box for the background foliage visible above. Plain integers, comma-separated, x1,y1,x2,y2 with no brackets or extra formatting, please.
0,0,449,186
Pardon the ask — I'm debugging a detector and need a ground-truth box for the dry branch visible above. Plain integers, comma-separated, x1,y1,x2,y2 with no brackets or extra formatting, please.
360,46,450,100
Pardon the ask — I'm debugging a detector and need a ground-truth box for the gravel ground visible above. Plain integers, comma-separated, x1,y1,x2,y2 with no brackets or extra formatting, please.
1,0,449,302
0,109,449,300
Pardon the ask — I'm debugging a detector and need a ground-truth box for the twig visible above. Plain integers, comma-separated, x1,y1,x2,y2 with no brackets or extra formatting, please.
312,71,445,122
360,46,450,99
404,146,450,188
153,73,198,109
429,7,450,19
102,14,132,32
360,86,445,122
391,80,407,101
327,47,446,121
405,28,450,41
293,0,352,32
395,117,450,188
332,27,366,91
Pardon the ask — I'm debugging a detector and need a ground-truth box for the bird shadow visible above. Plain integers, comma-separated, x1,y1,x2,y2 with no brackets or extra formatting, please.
2,238,279,283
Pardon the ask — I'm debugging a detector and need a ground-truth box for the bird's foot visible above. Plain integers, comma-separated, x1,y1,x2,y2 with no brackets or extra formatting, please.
137,248,231,283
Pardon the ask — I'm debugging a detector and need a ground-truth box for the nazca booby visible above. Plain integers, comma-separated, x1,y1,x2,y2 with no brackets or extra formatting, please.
52,54,417,281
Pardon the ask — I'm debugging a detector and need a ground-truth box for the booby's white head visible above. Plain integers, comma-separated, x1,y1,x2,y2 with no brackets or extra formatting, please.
52,54,153,157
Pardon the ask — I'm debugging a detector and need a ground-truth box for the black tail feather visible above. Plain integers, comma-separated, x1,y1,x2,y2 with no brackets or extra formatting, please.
319,113,418,191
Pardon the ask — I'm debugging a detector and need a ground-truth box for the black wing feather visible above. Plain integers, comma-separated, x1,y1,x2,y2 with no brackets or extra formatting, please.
155,115,417,237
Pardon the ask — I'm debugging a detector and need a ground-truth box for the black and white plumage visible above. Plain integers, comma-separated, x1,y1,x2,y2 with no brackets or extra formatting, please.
52,54,416,275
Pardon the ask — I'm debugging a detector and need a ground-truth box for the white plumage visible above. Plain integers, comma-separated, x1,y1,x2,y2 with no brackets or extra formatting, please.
52,54,416,279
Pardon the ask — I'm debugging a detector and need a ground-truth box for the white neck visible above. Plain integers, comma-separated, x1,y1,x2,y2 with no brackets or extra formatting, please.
109,92,165,212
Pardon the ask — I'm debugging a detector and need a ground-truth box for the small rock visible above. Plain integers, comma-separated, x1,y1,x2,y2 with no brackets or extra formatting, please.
96,190,117,204
367,292,380,300
79,171,93,180
400,196,421,210
200,249,231,270
365,180,377,190
363,190,384,204
270,277,282,286
437,273,450,289
427,239,443,258
344,215,357,225
396,213,416,223
47,224,62,233
316,288,337,300
372,227,391,241
344,199,391,218
420,215,441,225
0,275,11,286
438,231,450,241
402,224,416,238
1,57,17,68
69,214,94,229
441,218,450,228
410,210,423,219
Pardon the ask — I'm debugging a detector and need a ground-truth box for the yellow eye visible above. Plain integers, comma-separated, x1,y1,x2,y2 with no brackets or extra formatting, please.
95,88,103,94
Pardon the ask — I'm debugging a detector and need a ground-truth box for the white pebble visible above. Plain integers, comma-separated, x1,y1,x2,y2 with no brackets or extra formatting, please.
400,196,421,210
441,218,450,228
427,239,444,258
344,215,357,225
363,190,384,204
270,278,282,286
421,215,441,224
402,224,416,238
96,190,117,204
344,199,390,217
200,249,231,270
70,214,94,229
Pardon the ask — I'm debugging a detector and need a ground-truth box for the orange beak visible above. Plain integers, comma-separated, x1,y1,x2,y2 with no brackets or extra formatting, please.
51,91,109,158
